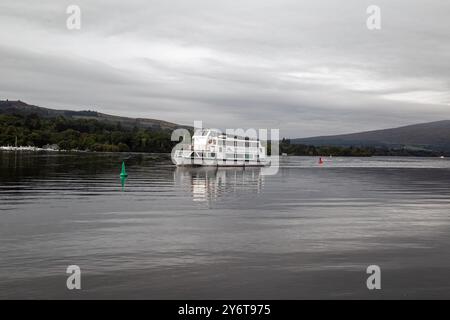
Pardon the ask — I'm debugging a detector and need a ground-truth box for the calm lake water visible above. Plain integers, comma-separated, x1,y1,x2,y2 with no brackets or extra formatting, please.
1,152,450,299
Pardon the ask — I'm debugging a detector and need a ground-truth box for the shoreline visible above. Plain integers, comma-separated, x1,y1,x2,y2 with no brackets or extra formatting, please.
0,146,447,159
0,146,74,152
1,146,58,152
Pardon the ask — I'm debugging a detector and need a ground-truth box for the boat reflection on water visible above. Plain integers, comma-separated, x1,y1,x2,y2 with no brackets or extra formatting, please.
174,166,264,203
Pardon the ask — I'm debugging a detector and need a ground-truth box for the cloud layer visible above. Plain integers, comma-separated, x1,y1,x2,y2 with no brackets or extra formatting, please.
0,0,449,137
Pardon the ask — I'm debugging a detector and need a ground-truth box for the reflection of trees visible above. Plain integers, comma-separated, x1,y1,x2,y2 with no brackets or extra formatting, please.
0,152,171,181
174,167,264,202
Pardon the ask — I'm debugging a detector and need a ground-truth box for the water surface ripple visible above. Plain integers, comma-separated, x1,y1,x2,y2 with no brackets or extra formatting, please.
1,153,450,299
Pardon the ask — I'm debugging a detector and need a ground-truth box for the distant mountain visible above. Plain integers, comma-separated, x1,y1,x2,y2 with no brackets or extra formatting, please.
0,100,189,131
292,120,450,152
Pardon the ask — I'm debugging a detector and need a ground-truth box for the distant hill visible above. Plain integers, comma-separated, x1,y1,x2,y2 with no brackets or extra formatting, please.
0,100,189,131
292,120,450,152
0,99,193,152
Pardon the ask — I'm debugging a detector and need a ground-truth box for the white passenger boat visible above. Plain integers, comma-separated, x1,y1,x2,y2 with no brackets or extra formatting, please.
173,129,270,167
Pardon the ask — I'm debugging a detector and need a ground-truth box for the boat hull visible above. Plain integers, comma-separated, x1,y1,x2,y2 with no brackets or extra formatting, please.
173,154,270,167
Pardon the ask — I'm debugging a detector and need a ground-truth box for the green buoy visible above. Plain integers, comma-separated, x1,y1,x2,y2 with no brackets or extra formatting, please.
120,161,128,192
120,161,128,177
120,175,127,191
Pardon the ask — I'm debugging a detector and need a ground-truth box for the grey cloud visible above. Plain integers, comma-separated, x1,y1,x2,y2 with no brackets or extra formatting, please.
0,0,449,137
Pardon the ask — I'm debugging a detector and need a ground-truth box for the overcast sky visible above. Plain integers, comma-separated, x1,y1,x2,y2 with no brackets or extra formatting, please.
0,0,449,137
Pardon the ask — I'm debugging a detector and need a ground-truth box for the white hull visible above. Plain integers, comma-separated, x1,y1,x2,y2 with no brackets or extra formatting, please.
173,151,270,167
173,156,270,167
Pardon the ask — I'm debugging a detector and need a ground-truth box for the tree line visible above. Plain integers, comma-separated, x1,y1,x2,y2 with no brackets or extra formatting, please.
278,138,442,157
0,113,442,156
0,113,176,152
